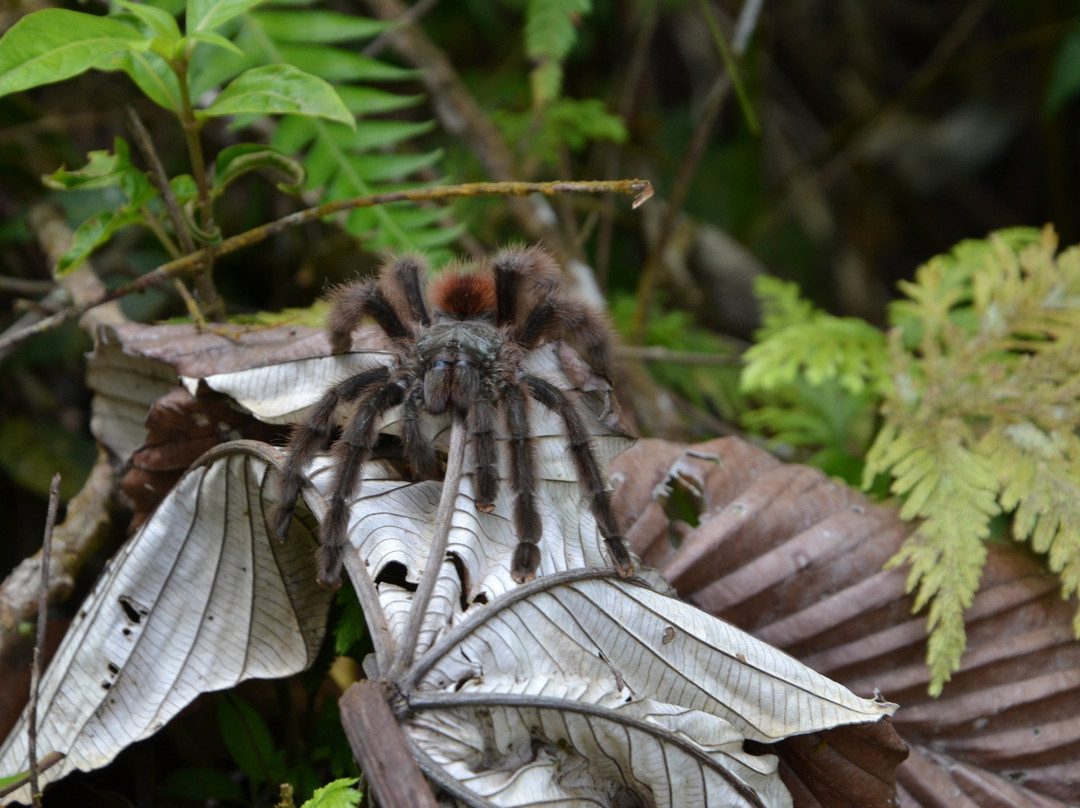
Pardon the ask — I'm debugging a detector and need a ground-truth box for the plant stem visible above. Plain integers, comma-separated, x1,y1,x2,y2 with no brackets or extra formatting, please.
171,57,224,320
0,179,652,355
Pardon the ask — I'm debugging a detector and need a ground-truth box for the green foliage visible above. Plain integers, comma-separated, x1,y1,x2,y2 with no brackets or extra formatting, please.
1044,16,1080,118
742,276,889,396
739,276,886,483
493,97,627,166
0,0,457,285
301,778,361,808
611,296,744,424
524,0,591,106
741,231,1080,694
864,226,1080,694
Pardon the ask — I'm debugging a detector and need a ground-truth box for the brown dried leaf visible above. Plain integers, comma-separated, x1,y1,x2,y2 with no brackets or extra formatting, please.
611,437,1080,807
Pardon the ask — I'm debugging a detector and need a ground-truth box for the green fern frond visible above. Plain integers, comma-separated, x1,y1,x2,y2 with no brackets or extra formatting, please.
493,97,626,166
741,277,888,396
192,2,459,258
984,424,1080,609
525,0,591,105
871,225,1080,694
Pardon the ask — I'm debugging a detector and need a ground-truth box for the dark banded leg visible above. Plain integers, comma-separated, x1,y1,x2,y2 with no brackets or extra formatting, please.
273,366,391,542
503,382,542,582
320,380,406,587
523,375,632,576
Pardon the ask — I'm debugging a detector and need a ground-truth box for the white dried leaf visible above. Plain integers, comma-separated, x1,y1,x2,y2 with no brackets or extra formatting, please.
0,442,332,804
2,328,897,807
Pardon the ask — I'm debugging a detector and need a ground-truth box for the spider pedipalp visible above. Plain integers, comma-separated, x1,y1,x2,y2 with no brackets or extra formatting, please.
272,245,633,588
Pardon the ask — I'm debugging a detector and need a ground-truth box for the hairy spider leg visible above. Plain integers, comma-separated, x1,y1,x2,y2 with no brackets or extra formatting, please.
320,379,407,587
469,375,499,511
491,244,562,313
523,375,633,577
517,296,614,381
400,374,440,479
273,366,392,542
387,255,432,327
326,280,410,354
493,251,525,326
503,382,543,582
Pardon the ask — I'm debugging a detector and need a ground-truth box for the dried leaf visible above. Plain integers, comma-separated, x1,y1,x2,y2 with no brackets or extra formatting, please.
0,442,332,804
612,436,1080,806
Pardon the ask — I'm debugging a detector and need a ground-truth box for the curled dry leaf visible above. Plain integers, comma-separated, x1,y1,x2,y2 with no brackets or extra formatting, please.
0,442,332,805
2,324,899,806
611,437,1080,807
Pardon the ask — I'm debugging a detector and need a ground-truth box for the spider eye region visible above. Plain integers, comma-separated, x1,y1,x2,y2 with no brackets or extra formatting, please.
416,321,499,415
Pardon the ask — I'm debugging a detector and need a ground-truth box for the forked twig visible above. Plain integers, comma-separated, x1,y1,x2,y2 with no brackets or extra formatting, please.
28,473,61,805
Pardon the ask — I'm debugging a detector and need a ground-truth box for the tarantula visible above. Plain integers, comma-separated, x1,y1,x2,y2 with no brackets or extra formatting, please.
272,245,634,588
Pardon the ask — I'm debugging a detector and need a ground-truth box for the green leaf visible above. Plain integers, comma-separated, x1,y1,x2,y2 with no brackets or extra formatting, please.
336,85,424,116
741,277,889,396
187,0,267,34
524,0,590,104
1044,17,1080,119
328,119,435,152
525,0,590,61
214,142,306,193
275,44,419,82
301,778,361,808
96,47,182,110
114,0,182,40
44,137,155,207
346,150,442,183
248,10,389,43
57,206,149,276
185,30,245,56
202,63,354,126
218,694,278,788
170,173,199,203
0,9,149,97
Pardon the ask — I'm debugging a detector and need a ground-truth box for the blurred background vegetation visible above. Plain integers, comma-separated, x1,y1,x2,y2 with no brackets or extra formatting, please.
1,0,1079,801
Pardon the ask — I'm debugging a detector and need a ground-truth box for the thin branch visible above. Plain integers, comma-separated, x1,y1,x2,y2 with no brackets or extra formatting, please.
629,0,763,342
0,450,117,666
615,344,743,366
339,681,438,808
389,411,468,678
0,180,651,356
28,473,61,806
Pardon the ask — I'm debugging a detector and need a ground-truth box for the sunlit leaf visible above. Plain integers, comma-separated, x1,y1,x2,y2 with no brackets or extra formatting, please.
0,9,148,97
186,0,267,34
202,64,354,127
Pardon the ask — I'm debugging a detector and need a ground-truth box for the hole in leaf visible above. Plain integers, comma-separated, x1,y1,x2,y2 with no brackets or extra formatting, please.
118,595,148,625
448,552,469,611
374,561,417,592
473,592,489,606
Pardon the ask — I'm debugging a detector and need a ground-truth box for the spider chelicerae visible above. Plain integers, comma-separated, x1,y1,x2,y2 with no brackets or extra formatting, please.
272,245,634,588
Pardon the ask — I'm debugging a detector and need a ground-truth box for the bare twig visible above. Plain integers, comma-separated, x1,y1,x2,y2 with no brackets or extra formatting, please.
28,473,61,805
127,107,212,326
0,180,651,356
339,681,438,808
0,450,117,665
390,411,468,678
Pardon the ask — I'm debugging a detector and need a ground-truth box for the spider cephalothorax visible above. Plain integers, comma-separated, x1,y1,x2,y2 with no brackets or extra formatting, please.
272,245,634,588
